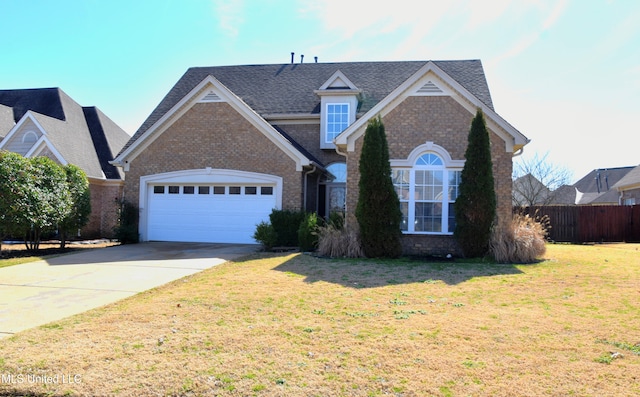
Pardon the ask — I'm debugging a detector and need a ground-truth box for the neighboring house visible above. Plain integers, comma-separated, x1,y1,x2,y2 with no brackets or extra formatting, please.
112,60,529,255
512,173,551,206
612,164,640,205
0,88,131,238
546,166,635,205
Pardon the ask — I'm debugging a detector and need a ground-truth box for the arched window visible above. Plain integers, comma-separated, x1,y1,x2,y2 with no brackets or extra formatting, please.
326,162,346,183
392,152,461,234
22,131,38,145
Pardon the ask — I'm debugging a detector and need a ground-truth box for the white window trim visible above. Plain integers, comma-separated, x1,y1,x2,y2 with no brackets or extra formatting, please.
325,103,350,144
391,142,464,235
319,95,357,149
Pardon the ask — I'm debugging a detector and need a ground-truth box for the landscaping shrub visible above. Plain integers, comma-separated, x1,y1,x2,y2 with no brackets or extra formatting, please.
316,224,364,258
490,213,548,263
253,221,277,250
455,110,496,258
269,209,306,247
114,200,139,244
298,212,319,252
355,116,402,258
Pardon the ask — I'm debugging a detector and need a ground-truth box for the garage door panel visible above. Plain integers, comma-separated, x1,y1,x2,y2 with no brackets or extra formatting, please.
147,184,276,244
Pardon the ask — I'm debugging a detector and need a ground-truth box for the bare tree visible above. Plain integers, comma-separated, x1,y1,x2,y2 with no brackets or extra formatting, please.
512,152,573,206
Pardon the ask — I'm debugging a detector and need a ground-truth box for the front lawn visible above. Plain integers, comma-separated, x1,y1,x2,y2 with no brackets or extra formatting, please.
0,244,638,396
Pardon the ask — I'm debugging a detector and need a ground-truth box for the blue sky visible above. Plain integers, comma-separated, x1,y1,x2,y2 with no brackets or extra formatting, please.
1,0,638,182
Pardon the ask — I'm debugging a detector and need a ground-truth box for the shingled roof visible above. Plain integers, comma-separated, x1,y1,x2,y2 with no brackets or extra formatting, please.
0,87,66,123
612,164,640,190
0,88,130,180
571,166,635,204
121,60,495,155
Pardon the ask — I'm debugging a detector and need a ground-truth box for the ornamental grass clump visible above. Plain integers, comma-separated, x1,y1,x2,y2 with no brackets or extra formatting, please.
490,213,548,263
316,224,364,258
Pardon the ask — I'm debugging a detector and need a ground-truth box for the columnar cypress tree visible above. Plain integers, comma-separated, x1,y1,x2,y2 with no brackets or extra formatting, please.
454,109,496,258
355,116,403,258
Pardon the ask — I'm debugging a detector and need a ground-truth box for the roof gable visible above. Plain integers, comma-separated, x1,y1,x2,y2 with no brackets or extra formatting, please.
317,70,359,91
0,88,130,180
334,61,528,153
112,76,314,171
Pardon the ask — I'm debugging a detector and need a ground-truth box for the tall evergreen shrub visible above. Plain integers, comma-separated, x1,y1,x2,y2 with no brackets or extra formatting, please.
454,109,496,257
355,116,402,258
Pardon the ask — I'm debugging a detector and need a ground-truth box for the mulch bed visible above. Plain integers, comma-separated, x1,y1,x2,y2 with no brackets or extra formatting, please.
0,240,119,259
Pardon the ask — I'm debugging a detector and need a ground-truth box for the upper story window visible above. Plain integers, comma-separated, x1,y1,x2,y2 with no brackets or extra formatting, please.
316,70,360,149
392,152,462,234
326,103,349,144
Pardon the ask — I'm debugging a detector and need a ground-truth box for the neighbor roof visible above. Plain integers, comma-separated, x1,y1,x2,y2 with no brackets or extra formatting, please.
0,87,66,122
0,88,131,180
121,60,495,155
612,164,640,190
573,167,635,195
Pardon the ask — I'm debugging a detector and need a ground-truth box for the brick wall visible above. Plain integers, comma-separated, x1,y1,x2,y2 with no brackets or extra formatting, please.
345,96,513,256
276,123,345,166
83,182,123,238
123,103,303,210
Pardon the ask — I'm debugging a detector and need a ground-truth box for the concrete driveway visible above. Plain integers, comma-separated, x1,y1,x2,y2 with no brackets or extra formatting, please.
0,242,258,338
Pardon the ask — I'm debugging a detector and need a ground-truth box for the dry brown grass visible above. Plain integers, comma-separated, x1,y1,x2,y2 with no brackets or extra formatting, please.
0,244,639,396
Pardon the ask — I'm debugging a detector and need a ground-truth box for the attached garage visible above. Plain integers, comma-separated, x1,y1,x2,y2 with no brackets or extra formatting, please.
139,169,282,244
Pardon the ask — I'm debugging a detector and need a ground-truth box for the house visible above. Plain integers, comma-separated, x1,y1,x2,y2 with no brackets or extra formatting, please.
547,167,635,206
612,165,640,205
112,60,529,255
0,88,131,238
512,173,551,206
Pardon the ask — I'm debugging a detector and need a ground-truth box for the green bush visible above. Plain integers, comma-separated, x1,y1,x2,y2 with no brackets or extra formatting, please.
253,221,277,250
114,200,139,244
269,209,306,247
298,212,319,252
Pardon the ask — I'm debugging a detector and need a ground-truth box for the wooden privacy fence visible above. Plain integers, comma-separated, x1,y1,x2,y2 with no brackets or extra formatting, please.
516,205,640,243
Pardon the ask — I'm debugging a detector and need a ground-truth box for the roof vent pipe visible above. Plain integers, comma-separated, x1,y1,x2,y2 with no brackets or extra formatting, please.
291,52,294,64
314,56,318,63
300,54,304,63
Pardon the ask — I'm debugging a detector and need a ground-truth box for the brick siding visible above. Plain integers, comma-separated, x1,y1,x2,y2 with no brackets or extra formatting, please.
123,103,303,210
345,96,513,256
83,182,123,238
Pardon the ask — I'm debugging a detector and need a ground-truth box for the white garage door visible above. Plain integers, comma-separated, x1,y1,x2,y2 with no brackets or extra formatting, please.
147,184,276,244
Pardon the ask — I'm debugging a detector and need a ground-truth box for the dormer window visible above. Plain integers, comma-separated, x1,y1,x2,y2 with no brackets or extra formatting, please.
326,103,349,144
316,70,360,149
